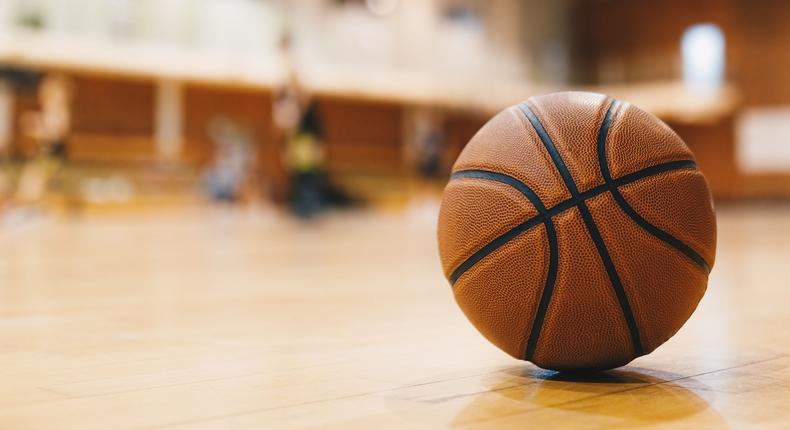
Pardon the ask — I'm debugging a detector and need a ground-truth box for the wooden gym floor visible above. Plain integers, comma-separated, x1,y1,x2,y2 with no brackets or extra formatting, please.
0,203,788,429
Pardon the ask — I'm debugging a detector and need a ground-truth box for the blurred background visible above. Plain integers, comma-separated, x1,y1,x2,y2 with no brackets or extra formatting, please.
0,0,785,221
1,2,790,428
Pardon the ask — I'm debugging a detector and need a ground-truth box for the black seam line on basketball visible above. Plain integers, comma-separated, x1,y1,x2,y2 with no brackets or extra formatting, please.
596,100,710,273
447,159,697,285
448,170,558,361
449,214,543,285
519,102,644,356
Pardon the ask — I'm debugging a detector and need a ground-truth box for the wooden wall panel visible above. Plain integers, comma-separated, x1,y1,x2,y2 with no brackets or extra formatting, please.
572,0,790,105
318,97,403,173
71,76,155,135
182,85,284,197
571,0,735,83
730,0,790,106
10,74,158,161
182,86,272,164
570,0,790,198
70,75,156,161
443,112,488,175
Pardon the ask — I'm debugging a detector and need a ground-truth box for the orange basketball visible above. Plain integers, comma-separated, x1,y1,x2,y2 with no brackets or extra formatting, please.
437,92,716,371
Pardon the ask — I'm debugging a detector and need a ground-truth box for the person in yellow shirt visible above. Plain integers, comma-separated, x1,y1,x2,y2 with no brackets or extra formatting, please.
273,33,327,218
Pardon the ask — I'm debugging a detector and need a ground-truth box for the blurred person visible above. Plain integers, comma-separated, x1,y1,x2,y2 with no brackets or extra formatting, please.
409,108,445,179
15,73,73,205
0,68,43,216
201,117,256,204
273,33,328,219
0,79,14,208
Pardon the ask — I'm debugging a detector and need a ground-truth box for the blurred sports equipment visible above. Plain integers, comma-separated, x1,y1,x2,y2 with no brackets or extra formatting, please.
438,91,716,371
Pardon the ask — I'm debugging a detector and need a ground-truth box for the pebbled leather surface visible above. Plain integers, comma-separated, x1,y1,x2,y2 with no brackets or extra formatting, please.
606,101,695,179
453,225,548,358
588,191,709,354
531,207,634,371
453,107,571,209
437,91,717,370
438,178,538,279
527,92,609,192
619,170,717,267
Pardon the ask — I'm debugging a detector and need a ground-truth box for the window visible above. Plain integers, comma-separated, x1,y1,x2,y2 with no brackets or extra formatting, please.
681,23,726,90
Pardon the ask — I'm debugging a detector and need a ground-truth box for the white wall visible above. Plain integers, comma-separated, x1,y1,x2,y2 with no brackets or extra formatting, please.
0,0,530,84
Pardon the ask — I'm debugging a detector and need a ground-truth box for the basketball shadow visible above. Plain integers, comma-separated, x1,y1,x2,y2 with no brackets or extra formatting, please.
452,366,729,428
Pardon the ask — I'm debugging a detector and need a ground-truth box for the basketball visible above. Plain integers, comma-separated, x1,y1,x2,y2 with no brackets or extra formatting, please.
438,91,717,371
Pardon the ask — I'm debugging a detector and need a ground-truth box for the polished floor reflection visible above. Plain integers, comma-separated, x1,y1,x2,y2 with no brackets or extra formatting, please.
0,203,787,429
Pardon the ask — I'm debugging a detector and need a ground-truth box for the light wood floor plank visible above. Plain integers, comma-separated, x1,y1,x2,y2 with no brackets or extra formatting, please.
0,205,787,429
